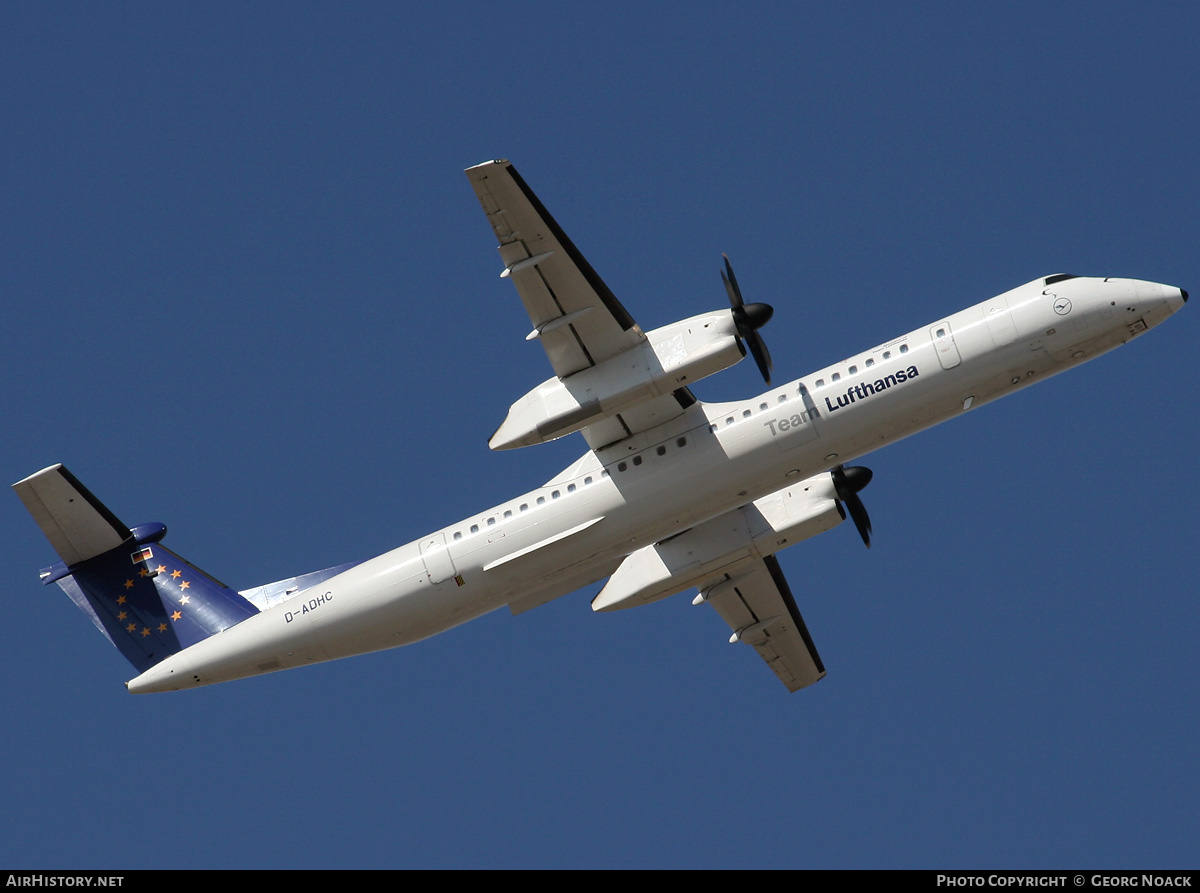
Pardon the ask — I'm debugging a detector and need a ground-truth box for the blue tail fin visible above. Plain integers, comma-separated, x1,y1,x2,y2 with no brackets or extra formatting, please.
14,465,260,674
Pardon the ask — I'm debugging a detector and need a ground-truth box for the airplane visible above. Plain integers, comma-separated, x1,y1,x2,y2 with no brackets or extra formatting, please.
13,159,1188,695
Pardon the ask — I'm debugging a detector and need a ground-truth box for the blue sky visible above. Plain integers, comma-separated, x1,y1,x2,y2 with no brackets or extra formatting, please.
2,2,1196,869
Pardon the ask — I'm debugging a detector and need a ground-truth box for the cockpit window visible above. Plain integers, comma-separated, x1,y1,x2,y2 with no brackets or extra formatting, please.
1045,274,1078,285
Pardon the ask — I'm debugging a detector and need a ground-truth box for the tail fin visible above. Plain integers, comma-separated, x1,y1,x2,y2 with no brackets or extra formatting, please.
14,465,259,674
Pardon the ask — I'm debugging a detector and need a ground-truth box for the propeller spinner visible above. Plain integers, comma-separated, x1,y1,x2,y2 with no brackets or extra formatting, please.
721,254,774,385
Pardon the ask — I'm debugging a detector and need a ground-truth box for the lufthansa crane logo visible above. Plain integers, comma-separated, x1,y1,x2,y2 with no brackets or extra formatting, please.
1053,297,1072,315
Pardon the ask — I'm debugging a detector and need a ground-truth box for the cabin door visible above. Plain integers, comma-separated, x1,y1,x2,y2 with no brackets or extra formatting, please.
931,320,962,370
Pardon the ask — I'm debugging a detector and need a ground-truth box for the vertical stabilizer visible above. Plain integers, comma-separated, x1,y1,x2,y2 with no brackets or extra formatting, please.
14,465,259,674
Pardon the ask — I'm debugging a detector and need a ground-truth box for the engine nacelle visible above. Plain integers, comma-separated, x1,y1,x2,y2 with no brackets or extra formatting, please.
591,474,844,612
490,310,744,450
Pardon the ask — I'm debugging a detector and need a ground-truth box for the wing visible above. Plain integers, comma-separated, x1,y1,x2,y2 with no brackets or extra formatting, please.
701,554,826,693
466,160,693,448
466,159,641,377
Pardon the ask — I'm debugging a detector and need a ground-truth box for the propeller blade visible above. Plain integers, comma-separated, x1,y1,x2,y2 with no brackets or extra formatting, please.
722,254,744,308
832,465,874,548
844,492,873,548
746,331,773,385
720,254,774,385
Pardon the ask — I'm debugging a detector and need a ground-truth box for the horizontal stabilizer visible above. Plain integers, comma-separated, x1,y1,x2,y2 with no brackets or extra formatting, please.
13,465,131,565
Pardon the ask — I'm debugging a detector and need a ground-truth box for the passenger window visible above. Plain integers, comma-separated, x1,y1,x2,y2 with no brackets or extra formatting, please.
778,395,787,404
866,358,874,368
815,379,824,388
883,351,891,359
552,490,560,499
584,477,593,486
567,483,576,493
470,524,479,533
743,409,751,418
453,531,462,540
487,517,495,526
936,328,945,338
848,365,857,374
657,445,666,456
759,402,767,411
618,462,627,472
726,416,734,426
520,504,528,512
632,456,643,466
503,510,512,518
537,496,545,505
900,344,909,354
677,437,686,447
832,373,840,382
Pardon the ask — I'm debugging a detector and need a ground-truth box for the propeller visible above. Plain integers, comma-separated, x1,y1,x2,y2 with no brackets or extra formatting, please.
721,254,774,385
831,465,873,548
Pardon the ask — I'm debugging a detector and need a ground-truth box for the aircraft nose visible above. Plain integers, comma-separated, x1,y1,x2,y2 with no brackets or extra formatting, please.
1167,284,1188,313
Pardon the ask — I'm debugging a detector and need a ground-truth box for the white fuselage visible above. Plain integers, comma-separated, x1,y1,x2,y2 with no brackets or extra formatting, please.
127,275,1186,692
